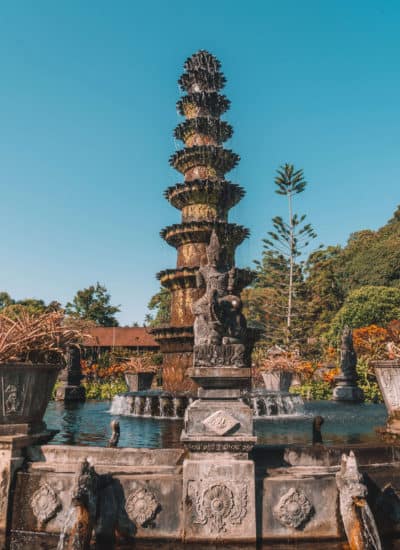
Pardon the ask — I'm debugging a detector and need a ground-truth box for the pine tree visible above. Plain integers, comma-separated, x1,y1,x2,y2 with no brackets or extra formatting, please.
253,164,319,347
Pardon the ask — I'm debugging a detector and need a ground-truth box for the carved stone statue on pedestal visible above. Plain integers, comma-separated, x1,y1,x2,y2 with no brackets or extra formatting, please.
333,326,364,403
55,345,86,402
192,231,248,369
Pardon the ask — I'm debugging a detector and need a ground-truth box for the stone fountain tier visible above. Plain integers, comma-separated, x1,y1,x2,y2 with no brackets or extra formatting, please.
243,389,304,418
109,390,192,419
109,387,304,419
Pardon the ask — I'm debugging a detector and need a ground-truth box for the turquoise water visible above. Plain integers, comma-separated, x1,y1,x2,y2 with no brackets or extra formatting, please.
44,400,387,448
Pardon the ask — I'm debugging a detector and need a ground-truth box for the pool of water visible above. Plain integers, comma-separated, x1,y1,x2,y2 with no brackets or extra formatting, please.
44,400,387,448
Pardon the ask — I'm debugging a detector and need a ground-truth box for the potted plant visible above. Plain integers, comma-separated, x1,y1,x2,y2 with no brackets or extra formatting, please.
0,310,82,435
122,354,158,392
258,346,299,392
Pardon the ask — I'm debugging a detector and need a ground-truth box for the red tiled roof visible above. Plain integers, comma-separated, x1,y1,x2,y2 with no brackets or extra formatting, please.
83,327,159,349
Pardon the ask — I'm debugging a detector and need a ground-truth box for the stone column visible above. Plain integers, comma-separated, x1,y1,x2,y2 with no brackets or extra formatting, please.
181,366,257,542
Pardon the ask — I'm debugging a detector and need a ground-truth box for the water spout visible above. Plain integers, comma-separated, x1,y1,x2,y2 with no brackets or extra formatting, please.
57,458,98,550
336,451,382,550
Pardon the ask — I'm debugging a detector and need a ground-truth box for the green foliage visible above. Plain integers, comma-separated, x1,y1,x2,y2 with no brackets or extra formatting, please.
0,292,14,310
83,377,128,400
303,246,345,336
329,286,400,343
66,282,120,326
290,381,332,400
145,287,171,327
303,205,400,341
356,358,383,403
0,292,61,317
289,358,383,403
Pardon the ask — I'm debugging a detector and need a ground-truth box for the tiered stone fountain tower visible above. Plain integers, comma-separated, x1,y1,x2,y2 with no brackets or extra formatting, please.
152,50,253,391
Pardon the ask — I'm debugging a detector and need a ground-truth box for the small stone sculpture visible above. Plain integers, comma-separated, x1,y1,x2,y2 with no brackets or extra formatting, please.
56,345,86,402
340,326,357,379
312,415,324,445
192,230,248,368
108,420,120,448
333,326,364,402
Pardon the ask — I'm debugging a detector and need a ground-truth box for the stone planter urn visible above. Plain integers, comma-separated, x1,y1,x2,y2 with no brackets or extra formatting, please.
124,371,155,392
261,371,293,392
0,363,60,435
372,359,400,435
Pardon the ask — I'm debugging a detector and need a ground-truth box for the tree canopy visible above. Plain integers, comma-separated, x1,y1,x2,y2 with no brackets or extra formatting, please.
65,282,120,326
328,286,400,344
145,287,171,327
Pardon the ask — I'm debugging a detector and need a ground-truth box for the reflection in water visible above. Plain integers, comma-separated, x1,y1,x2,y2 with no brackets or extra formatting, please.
44,400,387,448
45,400,183,448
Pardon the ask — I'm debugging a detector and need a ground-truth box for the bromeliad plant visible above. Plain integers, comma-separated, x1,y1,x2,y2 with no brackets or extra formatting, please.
0,310,83,365
0,310,86,433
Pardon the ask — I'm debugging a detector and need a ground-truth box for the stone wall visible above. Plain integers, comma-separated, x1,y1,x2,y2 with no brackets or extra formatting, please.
5,443,400,546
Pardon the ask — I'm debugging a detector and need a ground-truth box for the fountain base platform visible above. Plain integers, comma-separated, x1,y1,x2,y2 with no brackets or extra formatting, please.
5,441,400,547
110,389,304,419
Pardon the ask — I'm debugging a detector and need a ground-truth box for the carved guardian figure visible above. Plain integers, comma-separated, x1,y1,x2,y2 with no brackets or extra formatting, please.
192,230,248,368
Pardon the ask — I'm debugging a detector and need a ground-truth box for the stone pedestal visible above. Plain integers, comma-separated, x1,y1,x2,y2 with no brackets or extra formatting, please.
332,375,364,403
181,367,257,542
372,360,400,437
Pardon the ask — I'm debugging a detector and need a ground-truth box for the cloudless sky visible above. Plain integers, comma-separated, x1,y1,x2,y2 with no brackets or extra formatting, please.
1,1,400,325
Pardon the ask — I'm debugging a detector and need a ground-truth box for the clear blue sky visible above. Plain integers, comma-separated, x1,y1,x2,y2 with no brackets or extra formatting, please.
1,1,400,325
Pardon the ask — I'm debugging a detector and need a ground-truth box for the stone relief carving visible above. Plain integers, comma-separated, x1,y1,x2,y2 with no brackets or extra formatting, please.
0,468,8,517
185,441,254,453
193,343,247,368
380,369,400,409
126,487,160,526
188,480,247,533
202,410,240,436
30,482,61,524
4,384,22,415
274,488,314,529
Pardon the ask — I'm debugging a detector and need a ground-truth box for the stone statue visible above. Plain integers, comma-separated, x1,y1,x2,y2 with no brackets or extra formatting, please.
333,326,364,402
55,345,86,402
108,420,120,448
340,326,357,379
192,231,248,368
